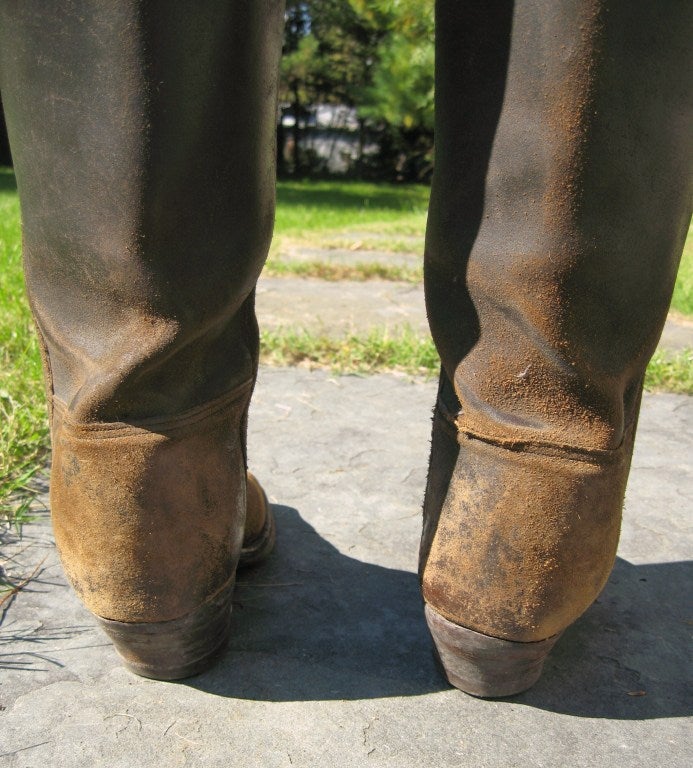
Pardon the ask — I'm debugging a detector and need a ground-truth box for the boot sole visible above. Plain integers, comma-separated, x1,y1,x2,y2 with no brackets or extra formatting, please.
425,603,561,697
97,579,235,680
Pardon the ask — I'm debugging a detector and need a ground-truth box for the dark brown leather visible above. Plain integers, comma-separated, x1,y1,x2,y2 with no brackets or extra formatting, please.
0,0,284,422
422,0,693,640
0,1,284,626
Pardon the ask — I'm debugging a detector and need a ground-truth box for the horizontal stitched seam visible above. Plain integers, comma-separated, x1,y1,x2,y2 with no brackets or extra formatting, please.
455,419,635,465
95,572,237,626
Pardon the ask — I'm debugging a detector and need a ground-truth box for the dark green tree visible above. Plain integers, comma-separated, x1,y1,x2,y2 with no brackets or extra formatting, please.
351,0,434,180
279,0,434,179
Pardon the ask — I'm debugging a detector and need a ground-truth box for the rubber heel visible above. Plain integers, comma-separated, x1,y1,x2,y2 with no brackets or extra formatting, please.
96,580,235,680
425,603,561,697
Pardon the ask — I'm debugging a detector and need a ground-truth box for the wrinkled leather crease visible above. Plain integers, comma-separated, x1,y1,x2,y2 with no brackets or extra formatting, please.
51,379,254,439
435,386,636,464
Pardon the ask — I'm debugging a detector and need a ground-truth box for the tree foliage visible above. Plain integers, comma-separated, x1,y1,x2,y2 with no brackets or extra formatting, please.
281,1,383,107
350,0,434,132
280,0,435,180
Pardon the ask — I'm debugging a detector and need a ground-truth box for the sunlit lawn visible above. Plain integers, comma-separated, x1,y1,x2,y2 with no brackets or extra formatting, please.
275,179,430,234
672,218,693,317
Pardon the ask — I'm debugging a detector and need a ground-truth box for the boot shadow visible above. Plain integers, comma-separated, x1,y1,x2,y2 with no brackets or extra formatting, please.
185,504,447,701
512,557,693,719
186,506,692,718
3,505,690,718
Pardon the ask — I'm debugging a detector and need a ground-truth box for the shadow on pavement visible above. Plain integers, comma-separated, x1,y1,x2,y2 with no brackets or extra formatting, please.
187,505,692,720
187,505,447,701
519,557,692,719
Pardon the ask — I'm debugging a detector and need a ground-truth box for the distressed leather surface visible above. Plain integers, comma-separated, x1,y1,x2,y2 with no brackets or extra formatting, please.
51,383,252,623
0,0,284,422
422,0,693,640
422,406,635,641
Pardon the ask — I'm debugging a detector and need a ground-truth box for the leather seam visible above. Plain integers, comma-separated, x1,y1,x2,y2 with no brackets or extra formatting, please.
95,571,237,627
454,421,634,465
32,318,55,425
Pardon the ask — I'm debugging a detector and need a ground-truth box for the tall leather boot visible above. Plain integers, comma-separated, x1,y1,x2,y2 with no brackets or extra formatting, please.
0,1,284,679
422,0,693,697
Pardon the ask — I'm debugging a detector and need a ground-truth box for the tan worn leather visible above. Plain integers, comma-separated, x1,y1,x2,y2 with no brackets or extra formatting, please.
244,472,269,543
51,382,252,623
421,403,634,641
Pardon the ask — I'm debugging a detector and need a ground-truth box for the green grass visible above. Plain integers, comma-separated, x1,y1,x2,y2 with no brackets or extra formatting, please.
275,180,430,235
264,259,422,282
261,329,693,395
643,348,693,394
0,168,49,530
272,179,429,259
272,232,425,256
671,224,693,317
261,327,439,376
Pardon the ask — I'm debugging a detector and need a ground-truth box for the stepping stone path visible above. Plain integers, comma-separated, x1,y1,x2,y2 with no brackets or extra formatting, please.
259,243,693,351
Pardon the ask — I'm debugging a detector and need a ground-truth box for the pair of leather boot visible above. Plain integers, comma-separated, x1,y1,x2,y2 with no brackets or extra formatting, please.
1,1,690,695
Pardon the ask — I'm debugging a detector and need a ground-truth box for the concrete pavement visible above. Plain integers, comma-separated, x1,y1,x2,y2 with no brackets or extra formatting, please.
1,369,691,767
256,275,693,350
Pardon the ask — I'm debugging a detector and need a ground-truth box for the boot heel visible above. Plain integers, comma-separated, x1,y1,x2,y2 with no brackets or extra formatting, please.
425,603,561,698
96,580,235,680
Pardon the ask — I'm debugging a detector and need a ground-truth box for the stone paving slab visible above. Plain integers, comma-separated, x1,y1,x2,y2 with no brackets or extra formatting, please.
272,245,422,268
256,277,428,335
256,276,693,351
660,314,693,351
1,369,691,767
